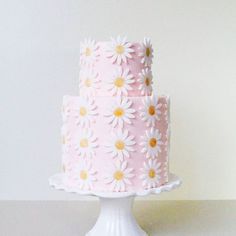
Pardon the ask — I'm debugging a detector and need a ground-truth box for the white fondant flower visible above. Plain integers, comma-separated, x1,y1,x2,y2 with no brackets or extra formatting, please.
140,159,161,188
106,36,134,64
140,128,163,159
106,67,134,96
80,38,99,65
62,102,71,123
62,159,73,174
75,97,97,127
79,69,100,96
104,160,135,192
74,160,97,190
105,129,136,161
104,97,135,128
140,95,162,126
75,129,98,158
139,37,153,66
138,68,153,95
61,126,72,153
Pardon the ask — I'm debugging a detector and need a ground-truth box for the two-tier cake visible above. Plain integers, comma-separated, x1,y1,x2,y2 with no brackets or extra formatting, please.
61,36,170,192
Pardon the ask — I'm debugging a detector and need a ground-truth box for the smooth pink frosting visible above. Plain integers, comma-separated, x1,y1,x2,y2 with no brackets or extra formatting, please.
61,38,169,193
79,42,151,97
61,95,170,192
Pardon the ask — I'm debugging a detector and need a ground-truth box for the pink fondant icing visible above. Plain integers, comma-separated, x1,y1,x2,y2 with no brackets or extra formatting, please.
61,95,170,192
61,37,170,192
79,42,151,97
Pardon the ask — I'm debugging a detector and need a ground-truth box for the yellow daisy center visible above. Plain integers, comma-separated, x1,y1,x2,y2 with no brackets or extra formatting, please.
146,47,151,57
115,140,125,150
149,169,156,178
85,47,91,56
149,138,157,148
114,170,124,181
148,105,155,116
84,78,91,87
113,107,124,117
79,107,87,116
116,45,124,54
114,77,125,87
80,138,88,148
145,77,150,86
80,170,88,180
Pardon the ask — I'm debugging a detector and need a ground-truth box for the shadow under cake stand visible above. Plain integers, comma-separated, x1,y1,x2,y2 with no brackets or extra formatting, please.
49,173,181,236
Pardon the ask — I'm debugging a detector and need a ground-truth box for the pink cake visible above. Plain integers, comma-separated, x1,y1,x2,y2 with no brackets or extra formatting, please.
61,37,170,192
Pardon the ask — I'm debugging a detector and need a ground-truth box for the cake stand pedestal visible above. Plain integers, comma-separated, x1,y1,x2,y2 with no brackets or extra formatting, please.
49,173,181,236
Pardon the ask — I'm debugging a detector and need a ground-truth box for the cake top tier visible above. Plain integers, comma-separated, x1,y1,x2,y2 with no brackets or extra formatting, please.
79,36,154,97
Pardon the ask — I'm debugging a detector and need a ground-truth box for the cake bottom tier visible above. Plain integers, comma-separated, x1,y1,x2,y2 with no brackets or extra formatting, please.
61,94,170,192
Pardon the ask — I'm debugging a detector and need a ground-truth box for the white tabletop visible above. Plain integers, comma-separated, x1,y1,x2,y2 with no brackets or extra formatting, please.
0,200,235,236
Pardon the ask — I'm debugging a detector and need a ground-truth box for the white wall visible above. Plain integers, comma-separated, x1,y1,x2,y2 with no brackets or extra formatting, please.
1,0,236,200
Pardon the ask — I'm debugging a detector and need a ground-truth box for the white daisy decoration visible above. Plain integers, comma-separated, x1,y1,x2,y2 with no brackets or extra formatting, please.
62,103,71,123
74,160,97,190
79,69,100,96
80,38,99,65
139,37,153,66
107,67,135,96
104,160,135,192
140,128,163,159
62,160,73,174
75,97,97,127
75,129,98,158
62,159,76,186
104,97,135,128
140,95,162,127
138,68,153,95
105,129,136,161
61,127,72,153
106,36,134,65
140,159,161,188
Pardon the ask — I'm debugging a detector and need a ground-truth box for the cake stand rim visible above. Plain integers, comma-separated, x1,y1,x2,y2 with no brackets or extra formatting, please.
49,172,182,198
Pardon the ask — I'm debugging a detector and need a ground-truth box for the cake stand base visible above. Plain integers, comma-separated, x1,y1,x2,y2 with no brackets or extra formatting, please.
49,173,181,236
86,196,147,236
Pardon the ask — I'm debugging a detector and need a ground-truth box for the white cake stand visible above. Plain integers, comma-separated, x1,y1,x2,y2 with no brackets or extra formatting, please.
49,173,181,236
